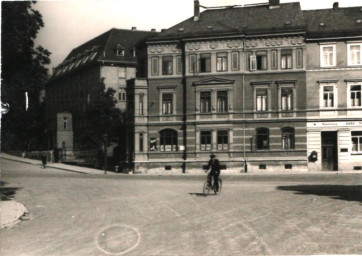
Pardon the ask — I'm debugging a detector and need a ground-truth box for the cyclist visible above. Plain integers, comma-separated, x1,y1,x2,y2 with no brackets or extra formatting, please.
205,153,221,192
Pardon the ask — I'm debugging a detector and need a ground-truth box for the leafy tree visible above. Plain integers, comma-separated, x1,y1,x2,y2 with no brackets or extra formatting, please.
80,79,127,167
1,1,51,151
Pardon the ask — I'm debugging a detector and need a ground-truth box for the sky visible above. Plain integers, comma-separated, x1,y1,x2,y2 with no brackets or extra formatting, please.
33,0,362,69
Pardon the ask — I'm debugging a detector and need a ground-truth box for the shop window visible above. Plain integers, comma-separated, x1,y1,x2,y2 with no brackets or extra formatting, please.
351,131,362,153
160,129,178,152
320,45,336,67
347,43,361,66
350,85,361,107
162,93,173,115
151,57,159,76
217,91,228,112
256,128,269,150
200,131,212,151
216,52,228,72
256,89,268,111
281,127,295,149
281,49,292,69
200,53,211,73
162,56,173,75
200,91,211,113
217,130,229,150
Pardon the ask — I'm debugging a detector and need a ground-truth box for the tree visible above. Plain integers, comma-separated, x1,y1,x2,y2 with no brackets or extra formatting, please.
1,1,51,151
80,80,127,167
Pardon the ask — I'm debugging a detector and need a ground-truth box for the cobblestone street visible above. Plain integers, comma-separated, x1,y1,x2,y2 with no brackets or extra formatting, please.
1,159,361,255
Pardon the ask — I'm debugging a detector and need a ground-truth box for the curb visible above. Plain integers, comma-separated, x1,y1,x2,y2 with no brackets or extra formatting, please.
0,200,28,229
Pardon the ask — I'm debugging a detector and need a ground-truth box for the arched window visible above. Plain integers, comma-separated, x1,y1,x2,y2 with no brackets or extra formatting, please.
256,128,269,150
160,129,178,152
281,127,295,149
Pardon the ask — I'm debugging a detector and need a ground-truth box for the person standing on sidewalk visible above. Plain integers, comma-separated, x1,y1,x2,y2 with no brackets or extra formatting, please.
206,153,221,192
41,153,47,168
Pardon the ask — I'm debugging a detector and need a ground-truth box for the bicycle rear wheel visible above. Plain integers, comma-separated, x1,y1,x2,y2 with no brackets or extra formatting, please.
203,181,210,196
217,178,222,194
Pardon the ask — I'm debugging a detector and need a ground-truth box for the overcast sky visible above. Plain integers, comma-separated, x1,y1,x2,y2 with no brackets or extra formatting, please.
33,0,362,69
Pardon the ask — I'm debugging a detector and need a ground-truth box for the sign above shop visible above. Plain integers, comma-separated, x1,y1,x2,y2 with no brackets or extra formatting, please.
308,121,362,128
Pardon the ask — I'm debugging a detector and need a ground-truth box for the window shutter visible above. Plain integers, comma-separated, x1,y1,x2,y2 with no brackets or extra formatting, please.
250,55,256,71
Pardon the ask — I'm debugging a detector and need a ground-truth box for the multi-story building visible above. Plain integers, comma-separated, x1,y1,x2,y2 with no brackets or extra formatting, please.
304,3,362,171
45,28,157,156
130,0,312,173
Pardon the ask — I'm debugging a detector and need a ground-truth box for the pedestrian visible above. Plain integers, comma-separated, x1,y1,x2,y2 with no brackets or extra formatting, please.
205,153,221,192
41,153,47,168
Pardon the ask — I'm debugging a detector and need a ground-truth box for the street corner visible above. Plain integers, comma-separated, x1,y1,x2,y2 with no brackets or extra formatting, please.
0,200,29,229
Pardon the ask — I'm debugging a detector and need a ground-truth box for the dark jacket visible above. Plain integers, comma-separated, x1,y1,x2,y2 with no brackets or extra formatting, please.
207,158,220,174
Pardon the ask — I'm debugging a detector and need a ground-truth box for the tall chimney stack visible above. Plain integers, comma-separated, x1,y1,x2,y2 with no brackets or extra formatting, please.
333,2,339,10
194,0,200,21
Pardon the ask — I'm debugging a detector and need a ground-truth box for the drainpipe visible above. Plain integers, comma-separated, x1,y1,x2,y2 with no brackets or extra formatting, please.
242,38,247,173
179,39,187,173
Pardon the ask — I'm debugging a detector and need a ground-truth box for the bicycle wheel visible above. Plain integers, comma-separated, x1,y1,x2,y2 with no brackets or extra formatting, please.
217,178,222,194
203,181,210,196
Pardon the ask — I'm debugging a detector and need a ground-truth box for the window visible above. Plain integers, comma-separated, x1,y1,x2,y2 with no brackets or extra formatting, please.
348,43,361,66
200,91,211,113
281,49,292,69
271,50,278,70
350,85,361,107
216,52,228,71
256,89,268,111
63,117,68,130
200,131,212,151
189,54,197,73
281,88,293,111
351,131,362,153
217,91,228,112
162,93,173,114
151,57,159,76
323,86,334,108
256,128,269,150
139,133,144,152
296,48,303,68
160,129,177,152
116,49,125,56
119,89,126,101
162,56,173,75
281,127,295,149
320,45,336,67
217,130,228,150
256,51,267,70
177,56,183,74
249,55,256,71
231,52,239,71
200,53,211,73
139,94,144,115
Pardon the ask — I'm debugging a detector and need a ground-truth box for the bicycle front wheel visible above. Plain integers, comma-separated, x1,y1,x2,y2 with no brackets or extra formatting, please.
203,181,210,196
217,178,222,194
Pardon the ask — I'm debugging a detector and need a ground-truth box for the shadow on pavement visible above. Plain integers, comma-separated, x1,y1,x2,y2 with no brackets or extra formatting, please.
0,181,21,201
277,185,362,203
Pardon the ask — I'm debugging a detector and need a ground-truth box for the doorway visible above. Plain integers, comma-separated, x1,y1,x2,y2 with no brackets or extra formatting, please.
321,131,338,171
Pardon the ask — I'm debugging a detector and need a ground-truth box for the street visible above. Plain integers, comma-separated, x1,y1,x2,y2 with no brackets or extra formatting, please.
1,159,361,255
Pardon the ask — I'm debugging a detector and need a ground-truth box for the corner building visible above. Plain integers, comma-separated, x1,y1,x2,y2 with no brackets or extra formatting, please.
132,0,311,173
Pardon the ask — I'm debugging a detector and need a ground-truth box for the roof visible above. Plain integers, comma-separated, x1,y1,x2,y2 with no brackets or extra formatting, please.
151,3,306,41
303,7,362,39
51,28,157,78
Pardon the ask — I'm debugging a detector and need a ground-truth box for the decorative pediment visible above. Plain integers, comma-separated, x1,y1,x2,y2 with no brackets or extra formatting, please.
193,77,235,86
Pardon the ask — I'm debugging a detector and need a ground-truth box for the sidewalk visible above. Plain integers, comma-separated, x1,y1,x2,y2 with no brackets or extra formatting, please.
1,153,107,175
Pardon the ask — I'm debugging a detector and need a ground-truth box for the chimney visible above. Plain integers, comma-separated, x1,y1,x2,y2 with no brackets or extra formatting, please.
131,26,137,31
333,2,339,10
151,28,156,32
194,0,200,21
269,0,280,9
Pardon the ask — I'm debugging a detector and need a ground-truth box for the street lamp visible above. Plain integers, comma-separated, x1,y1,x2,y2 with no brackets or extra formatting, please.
103,134,108,174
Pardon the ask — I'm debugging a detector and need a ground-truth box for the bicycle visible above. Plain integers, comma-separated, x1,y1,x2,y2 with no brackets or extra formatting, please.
203,176,222,196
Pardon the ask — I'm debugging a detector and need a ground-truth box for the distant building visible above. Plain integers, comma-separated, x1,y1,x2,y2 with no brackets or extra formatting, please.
45,28,157,158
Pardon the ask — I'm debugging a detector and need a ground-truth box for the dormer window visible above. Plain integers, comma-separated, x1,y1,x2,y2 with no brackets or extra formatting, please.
117,49,125,56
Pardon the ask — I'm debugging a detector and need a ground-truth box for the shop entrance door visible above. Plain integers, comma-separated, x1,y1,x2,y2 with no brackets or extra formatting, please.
321,131,338,171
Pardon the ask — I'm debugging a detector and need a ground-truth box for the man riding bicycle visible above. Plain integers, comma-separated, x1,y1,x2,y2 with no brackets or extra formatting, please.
205,153,221,192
